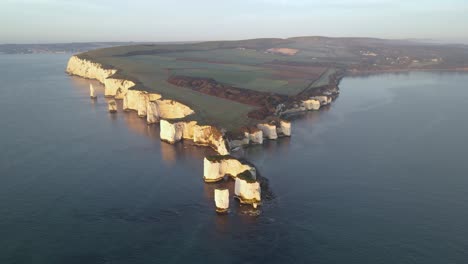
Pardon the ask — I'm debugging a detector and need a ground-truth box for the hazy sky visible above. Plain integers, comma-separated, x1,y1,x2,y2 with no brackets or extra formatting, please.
1,0,467,43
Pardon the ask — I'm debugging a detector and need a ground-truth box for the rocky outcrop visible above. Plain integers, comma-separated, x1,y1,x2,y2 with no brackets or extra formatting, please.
204,155,261,208
228,131,250,149
193,125,229,155
214,189,229,213
234,171,261,208
302,99,321,110
226,127,265,149
108,100,117,113
146,101,160,124
257,123,278,140
159,120,229,155
203,155,256,182
278,120,291,137
311,95,331,106
66,56,116,83
249,128,263,144
104,78,135,99
181,121,198,140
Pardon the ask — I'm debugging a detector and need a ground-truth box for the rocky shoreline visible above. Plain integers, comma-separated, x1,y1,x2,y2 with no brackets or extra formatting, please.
66,55,340,210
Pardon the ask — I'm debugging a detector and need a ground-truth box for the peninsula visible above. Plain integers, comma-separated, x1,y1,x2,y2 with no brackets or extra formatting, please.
66,36,468,209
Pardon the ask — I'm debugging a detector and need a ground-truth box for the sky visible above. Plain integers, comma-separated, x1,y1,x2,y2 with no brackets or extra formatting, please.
1,0,468,44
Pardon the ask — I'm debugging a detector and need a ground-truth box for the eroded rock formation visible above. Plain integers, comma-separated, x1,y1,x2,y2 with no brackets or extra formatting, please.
89,84,96,99
157,99,194,119
159,120,229,155
302,99,321,110
108,99,117,113
214,189,229,213
226,126,267,150
311,95,332,106
234,171,261,208
137,92,149,117
249,128,263,144
257,123,278,140
104,78,135,98
203,155,256,182
278,120,291,137
146,101,160,124
193,125,229,155
228,130,250,149
160,120,184,144
123,90,142,111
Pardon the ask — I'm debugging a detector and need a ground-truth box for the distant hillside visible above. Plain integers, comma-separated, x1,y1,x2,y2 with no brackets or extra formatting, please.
0,42,195,54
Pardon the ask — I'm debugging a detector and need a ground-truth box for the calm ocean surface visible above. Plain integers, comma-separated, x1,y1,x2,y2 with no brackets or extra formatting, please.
1,54,468,264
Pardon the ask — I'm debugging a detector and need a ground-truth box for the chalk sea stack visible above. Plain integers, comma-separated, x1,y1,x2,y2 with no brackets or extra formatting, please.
234,170,261,208
214,189,229,213
89,84,96,99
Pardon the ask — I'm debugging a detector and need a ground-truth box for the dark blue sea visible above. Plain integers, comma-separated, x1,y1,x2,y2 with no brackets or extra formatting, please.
1,54,467,263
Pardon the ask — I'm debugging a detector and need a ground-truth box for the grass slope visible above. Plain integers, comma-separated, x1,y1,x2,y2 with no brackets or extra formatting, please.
77,37,468,129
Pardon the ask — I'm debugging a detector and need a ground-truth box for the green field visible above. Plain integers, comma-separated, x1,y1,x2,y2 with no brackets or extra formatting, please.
77,37,466,129
79,40,335,128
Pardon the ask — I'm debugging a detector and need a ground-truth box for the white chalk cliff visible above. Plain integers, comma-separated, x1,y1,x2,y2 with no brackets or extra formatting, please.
67,56,194,118
157,99,194,119
66,56,116,83
146,101,160,124
67,56,192,119
159,120,229,155
160,119,184,144
193,125,229,155
121,90,192,120
123,90,142,111
104,78,135,99
137,92,149,117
